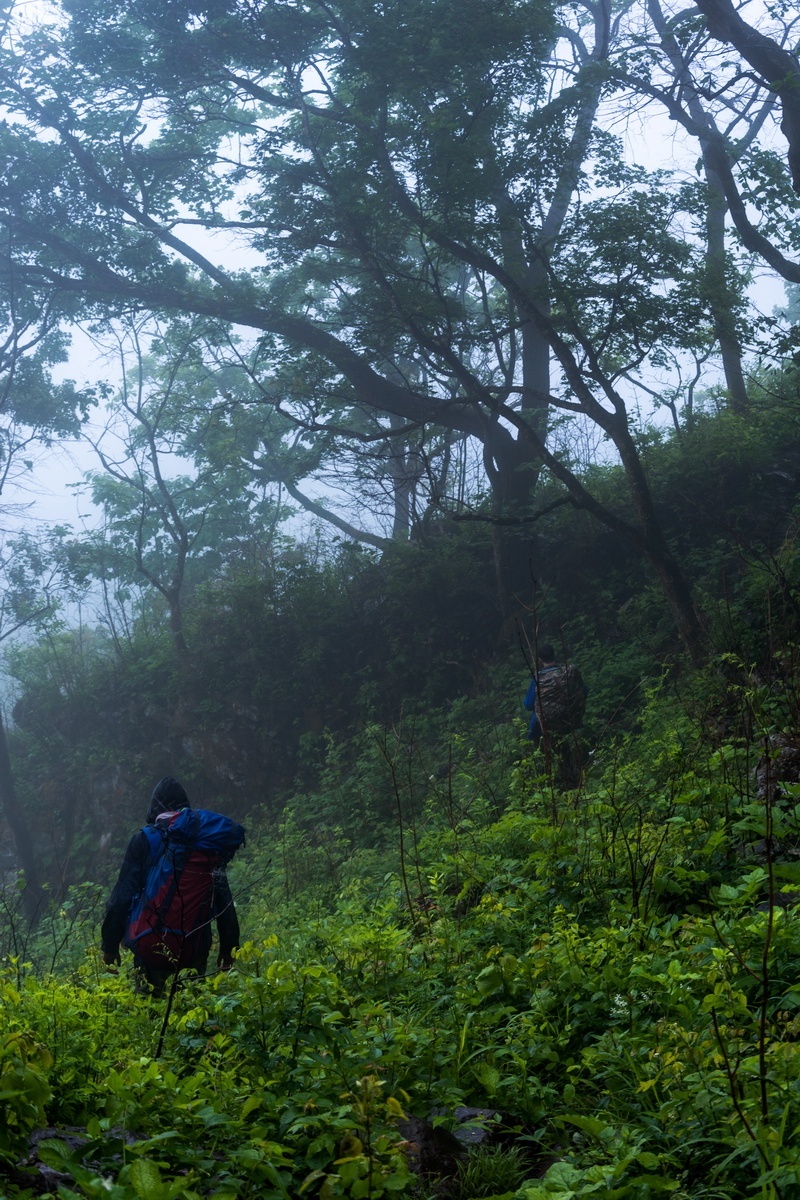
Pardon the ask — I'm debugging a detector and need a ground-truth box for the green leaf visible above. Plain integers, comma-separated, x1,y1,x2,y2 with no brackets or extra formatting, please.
559,1113,609,1139
636,1151,660,1170
130,1158,165,1200
475,1062,502,1096
475,965,504,996
241,1094,262,1119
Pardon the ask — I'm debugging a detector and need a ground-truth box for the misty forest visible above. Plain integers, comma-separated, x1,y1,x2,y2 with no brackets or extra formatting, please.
2,0,800,1195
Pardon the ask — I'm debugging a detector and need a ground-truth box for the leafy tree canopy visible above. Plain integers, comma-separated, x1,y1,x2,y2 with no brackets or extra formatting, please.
0,0,798,647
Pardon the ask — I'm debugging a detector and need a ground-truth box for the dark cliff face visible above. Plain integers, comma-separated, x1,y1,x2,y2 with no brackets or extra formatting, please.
0,815,16,873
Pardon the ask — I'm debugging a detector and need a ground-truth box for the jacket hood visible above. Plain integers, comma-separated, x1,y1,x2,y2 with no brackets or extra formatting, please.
146,776,190,824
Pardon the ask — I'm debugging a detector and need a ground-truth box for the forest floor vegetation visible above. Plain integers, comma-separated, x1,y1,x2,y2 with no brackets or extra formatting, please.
4,401,800,1198
3,671,800,1200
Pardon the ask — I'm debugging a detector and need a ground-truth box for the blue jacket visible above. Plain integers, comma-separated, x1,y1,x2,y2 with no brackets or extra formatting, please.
523,673,541,739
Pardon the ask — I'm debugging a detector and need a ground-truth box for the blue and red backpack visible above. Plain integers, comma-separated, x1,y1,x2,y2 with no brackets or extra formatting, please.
124,808,245,969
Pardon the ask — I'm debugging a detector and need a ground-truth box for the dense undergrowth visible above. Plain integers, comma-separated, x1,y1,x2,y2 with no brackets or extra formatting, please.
7,398,800,893
4,401,800,1198
4,672,800,1200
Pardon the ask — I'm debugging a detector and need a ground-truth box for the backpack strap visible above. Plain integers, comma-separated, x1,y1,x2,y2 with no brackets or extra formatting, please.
142,825,163,857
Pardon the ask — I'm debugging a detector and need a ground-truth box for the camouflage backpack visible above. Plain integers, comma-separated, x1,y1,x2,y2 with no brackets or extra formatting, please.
536,664,586,735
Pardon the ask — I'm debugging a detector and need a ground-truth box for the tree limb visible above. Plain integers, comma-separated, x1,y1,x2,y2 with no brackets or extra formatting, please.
281,477,390,549
694,0,800,192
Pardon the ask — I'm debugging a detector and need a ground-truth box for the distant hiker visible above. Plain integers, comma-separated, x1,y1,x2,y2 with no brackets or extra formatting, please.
524,644,587,787
101,776,244,996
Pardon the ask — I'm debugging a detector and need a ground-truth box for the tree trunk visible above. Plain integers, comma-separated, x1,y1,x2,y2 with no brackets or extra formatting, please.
167,588,189,657
704,161,749,412
485,424,541,613
648,0,749,412
613,421,706,663
0,708,43,923
486,52,609,608
388,413,414,539
519,258,552,441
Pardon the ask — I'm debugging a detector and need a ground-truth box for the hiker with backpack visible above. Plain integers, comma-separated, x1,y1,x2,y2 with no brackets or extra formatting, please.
101,776,245,995
524,643,587,787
